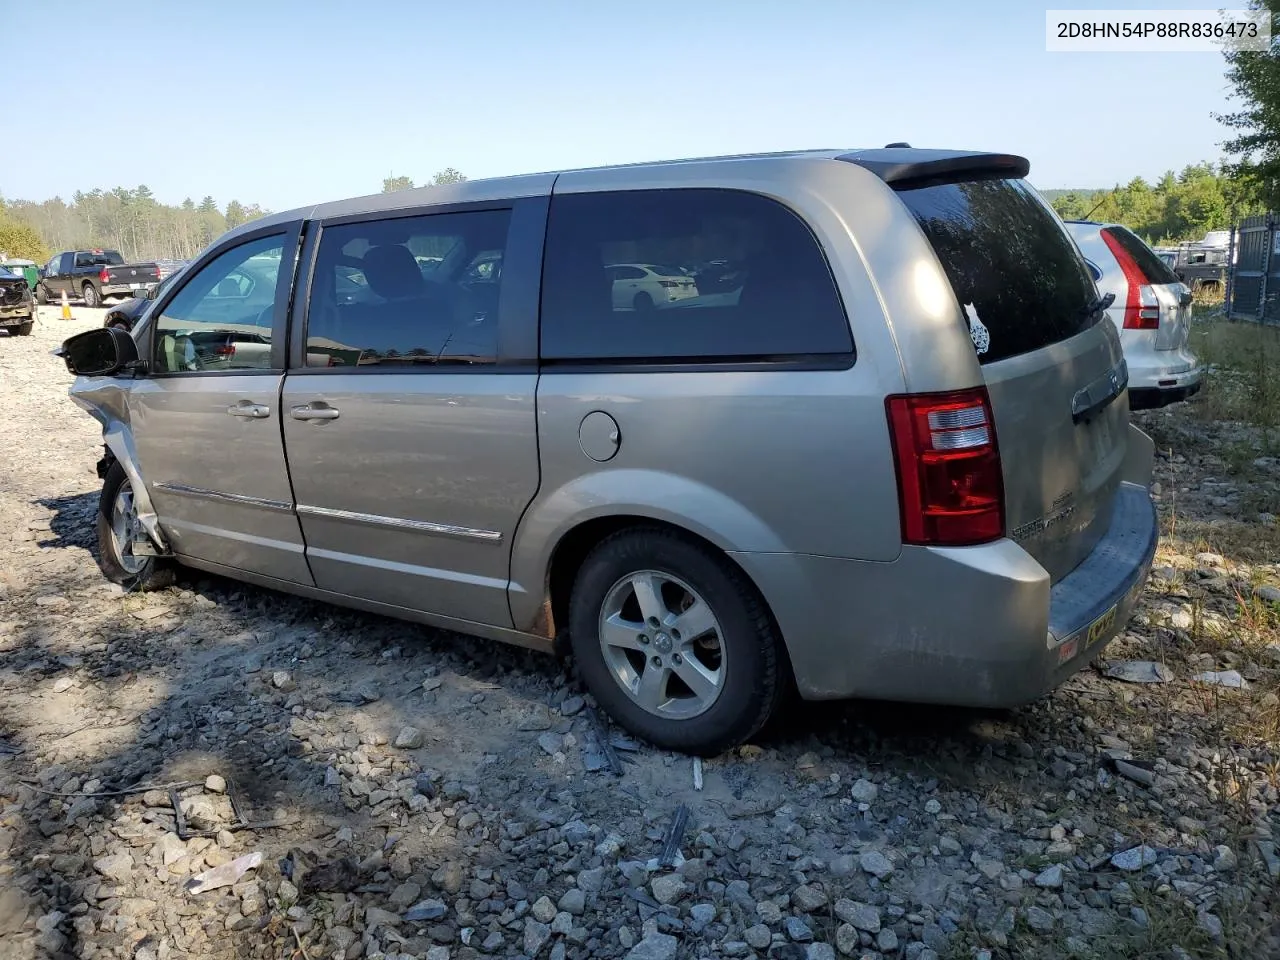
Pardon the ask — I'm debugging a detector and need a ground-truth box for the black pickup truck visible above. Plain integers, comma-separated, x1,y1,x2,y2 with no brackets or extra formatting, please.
36,249,167,308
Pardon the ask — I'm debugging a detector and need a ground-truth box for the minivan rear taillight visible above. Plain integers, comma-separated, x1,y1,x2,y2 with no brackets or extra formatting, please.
886,388,1005,546
1101,229,1160,330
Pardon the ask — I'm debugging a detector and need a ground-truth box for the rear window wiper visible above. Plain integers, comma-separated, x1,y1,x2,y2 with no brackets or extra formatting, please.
1082,292,1115,317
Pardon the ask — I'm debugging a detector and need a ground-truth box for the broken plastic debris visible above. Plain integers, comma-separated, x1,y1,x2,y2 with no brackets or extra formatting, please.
692,757,703,791
658,805,690,869
1192,670,1247,688
1104,660,1173,684
185,851,262,895
1111,759,1156,787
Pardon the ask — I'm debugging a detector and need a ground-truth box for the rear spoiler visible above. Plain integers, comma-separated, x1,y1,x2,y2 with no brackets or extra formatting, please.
837,149,1030,190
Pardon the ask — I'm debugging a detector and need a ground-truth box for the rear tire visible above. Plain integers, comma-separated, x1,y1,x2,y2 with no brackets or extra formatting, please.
568,526,783,755
15,321,33,336
82,283,99,308
35,285,49,305
96,461,174,591
633,291,654,312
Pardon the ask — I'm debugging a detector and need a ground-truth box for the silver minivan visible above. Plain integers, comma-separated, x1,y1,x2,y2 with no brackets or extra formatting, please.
60,148,1158,754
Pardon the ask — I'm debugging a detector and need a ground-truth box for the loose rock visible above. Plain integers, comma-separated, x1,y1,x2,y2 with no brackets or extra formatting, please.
860,850,894,879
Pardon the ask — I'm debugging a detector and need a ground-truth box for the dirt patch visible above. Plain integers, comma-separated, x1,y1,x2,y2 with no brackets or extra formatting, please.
0,309,1277,959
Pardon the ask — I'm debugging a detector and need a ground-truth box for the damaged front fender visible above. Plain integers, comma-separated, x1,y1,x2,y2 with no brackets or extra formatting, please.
69,377,170,555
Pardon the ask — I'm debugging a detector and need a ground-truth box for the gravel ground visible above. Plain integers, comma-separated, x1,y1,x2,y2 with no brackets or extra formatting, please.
1,309,1278,960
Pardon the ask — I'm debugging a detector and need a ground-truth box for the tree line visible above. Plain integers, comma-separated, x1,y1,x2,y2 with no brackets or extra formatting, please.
1047,164,1261,245
3,160,1252,267
381,167,467,193
0,167,470,265
0,188,269,264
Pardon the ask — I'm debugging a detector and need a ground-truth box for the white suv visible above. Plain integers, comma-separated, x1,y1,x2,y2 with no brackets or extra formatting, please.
1065,220,1203,409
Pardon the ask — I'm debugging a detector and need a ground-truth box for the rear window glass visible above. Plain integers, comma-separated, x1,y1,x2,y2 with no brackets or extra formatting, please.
1103,227,1181,285
540,188,851,362
897,179,1100,365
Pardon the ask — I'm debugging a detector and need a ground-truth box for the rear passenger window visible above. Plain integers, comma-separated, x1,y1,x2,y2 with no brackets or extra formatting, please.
897,179,1100,365
305,210,510,367
540,189,851,362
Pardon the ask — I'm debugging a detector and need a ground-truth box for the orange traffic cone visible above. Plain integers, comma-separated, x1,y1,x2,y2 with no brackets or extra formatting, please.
60,290,72,321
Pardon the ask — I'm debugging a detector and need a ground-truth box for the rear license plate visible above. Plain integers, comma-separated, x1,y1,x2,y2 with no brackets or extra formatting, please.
1085,604,1117,649
130,282,143,289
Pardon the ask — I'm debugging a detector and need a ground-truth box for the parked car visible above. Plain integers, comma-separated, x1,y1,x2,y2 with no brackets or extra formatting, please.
1167,244,1228,294
0,264,35,336
59,147,1157,754
37,249,165,308
0,257,40,292
156,259,188,280
103,267,189,331
1065,221,1203,409
692,258,745,295
607,262,699,310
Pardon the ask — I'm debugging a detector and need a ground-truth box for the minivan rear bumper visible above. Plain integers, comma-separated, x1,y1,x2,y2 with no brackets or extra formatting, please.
732,483,1157,707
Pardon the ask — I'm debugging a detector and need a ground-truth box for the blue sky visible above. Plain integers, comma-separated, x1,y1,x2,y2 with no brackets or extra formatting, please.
4,0,1240,211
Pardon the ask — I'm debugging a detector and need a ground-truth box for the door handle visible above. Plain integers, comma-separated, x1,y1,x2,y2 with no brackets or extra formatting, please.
226,402,270,419
290,402,340,421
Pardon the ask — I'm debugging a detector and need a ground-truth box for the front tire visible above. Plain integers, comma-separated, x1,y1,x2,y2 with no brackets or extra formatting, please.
96,461,173,591
15,321,33,336
568,527,783,755
82,283,99,308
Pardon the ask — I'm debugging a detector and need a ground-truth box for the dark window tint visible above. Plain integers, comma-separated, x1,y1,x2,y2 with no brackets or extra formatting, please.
305,210,510,368
540,189,851,362
897,179,1099,365
1102,227,1180,285
75,250,124,267
153,235,284,373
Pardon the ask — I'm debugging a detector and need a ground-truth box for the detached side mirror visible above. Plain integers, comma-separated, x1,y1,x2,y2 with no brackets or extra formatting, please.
60,327,139,377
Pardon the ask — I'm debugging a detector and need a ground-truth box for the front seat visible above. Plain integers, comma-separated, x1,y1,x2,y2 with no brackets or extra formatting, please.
360,244,454,359
361,245,427,301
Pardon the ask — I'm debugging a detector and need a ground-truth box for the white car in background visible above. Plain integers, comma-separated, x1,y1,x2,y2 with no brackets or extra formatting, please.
1065,220,1203,410
607,263,698,311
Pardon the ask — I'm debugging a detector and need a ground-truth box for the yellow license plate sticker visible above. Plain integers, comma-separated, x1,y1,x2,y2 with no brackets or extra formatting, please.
1086,605,1118,648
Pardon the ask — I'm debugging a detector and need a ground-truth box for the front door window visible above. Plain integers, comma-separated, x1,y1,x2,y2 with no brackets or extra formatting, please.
152,235,284,373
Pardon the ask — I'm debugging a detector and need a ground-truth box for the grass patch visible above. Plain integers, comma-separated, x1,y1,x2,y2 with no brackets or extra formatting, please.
1189,315,1280,437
